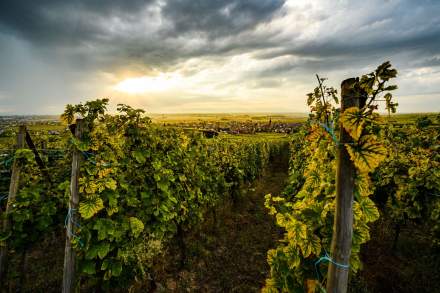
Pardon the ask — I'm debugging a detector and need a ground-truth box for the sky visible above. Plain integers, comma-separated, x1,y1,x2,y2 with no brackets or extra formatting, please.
0,0,439,114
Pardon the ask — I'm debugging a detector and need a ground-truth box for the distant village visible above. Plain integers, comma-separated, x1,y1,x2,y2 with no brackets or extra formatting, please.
0,116,62,137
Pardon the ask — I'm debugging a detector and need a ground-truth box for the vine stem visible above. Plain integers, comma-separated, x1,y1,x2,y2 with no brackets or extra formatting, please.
316,74,330,125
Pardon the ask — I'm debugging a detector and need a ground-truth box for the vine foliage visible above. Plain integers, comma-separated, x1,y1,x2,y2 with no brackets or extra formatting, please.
264,62,398,292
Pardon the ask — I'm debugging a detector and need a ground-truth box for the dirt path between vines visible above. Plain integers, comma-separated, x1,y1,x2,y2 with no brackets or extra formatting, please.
153,154,289,292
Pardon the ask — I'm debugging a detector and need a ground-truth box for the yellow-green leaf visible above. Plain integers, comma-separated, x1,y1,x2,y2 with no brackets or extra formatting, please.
129,217,144,237
340,107,368,140
346,135,387,173
104,179,117,190
358,197,380,222
79,197,104,219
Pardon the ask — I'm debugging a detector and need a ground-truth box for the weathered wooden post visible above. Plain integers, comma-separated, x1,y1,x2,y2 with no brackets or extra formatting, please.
326,79,361,293
25,130,52,186
0,125,26,282
62,119,84,293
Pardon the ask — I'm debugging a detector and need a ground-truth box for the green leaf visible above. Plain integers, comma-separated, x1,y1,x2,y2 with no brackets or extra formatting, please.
81,260,96,275
97,243,111,259
79,197,104,219
157,180,169,193
85,243,111,260
85,245,99,260
93,219,115,241
129,217,144,237
111,262,123,277
101,259,110,271
132,150,146,164
15,149,34,161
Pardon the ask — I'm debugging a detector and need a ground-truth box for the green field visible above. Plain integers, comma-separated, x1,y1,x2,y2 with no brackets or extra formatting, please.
149,113,307,123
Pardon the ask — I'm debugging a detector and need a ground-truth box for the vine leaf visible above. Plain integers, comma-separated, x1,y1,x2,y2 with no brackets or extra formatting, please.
346,135,387,173
111,262,123,277
81,260,96,275
301,235,321,258
102,260,123,280
85,243,111,260
132,150,146,164
93,219,115,241
104,179,117,191
97,243,111,259
129,217,144,237
340,107,369,140
306,125,324,142
79,197,104,219
358,197,380,222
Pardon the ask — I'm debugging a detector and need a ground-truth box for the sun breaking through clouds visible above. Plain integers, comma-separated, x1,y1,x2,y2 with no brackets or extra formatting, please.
0,0,439,114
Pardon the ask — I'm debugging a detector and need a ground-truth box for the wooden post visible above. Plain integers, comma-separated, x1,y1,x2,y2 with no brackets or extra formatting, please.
326,78,361,293
25,130,52,186
0,125,26,282
62,119,84,293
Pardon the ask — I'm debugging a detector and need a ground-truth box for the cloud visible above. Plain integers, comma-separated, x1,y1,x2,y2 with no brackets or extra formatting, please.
0,1,156,45
0,0,286,68
161,0,285,37
0,0,439,114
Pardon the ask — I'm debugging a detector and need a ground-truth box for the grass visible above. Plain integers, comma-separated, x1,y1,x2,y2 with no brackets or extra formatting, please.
384,113,438,123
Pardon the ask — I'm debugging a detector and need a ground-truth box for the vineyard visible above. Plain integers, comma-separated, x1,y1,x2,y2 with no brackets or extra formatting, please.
0,62,439,292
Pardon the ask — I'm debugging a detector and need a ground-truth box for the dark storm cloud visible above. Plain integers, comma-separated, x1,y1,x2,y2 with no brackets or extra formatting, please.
415,56,440,68
0,0,156,45
0,0,285,48
161,0,285,37
0,0,286,72
0,0,439,69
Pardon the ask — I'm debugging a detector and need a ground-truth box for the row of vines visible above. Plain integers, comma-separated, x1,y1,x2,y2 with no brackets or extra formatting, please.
263,62,439,292
0,100,288,290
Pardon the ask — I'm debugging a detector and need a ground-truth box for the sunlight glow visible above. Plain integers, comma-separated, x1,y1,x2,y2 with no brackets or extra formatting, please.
114,73,183,94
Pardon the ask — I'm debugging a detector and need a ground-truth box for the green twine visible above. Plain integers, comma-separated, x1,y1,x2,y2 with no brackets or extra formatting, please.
319,122,339,145
82,151,112,167
1,156,14,167
64,207,84,247
318,122,355,146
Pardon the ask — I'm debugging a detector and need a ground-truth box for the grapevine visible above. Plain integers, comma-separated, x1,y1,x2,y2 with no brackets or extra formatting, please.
264,62,398,292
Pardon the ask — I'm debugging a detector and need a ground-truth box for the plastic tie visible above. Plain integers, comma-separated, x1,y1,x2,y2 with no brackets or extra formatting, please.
64,207,84,247
314,249,349,281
